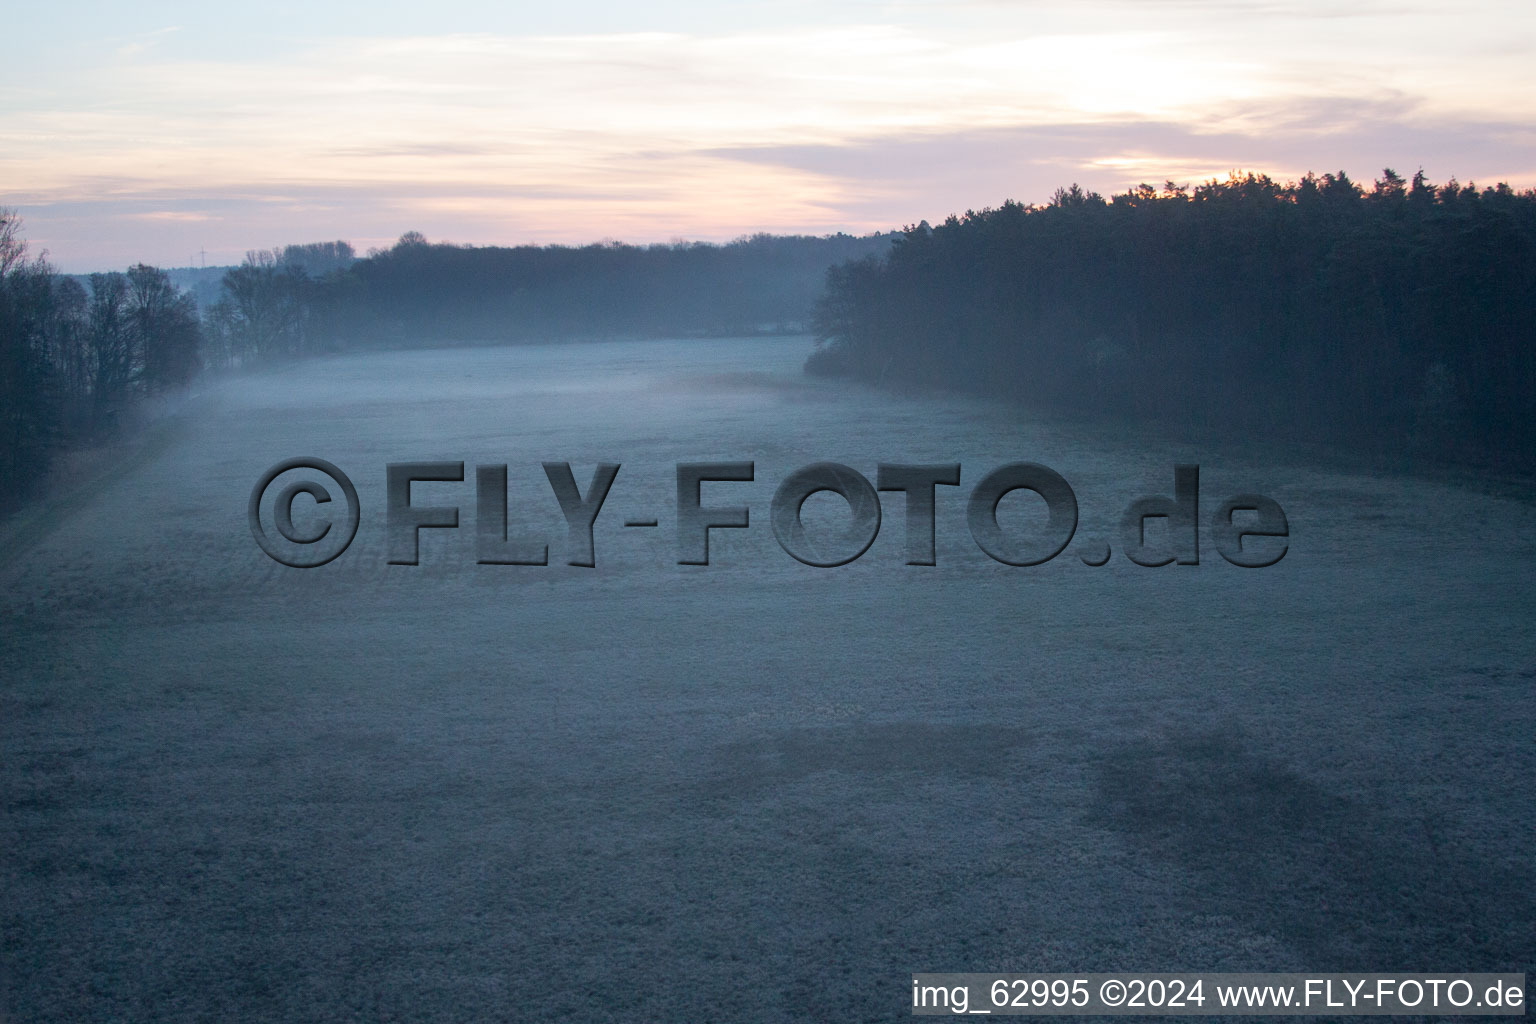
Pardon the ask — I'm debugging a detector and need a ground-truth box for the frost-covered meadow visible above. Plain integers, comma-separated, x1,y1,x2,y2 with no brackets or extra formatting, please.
3,337,1532,1021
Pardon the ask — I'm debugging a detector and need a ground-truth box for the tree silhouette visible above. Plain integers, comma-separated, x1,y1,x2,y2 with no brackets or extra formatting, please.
0,212,206,502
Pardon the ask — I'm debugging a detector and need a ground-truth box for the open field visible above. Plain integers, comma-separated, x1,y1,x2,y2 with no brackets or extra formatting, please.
3,337,1533,1021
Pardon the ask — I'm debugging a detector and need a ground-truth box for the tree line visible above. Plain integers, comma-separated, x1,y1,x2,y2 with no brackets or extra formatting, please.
8,170,1533,505
2,223,890,503
201,232,892,366
807,170,1536,469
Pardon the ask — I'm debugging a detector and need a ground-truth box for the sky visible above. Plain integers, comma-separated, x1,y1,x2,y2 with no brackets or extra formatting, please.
3,0,1534,272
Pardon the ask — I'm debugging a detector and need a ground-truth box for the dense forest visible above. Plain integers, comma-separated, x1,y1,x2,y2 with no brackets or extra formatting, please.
807,170,1536,469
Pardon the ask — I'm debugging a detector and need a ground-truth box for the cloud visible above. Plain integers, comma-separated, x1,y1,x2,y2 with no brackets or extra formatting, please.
113,25,182,58
707,104,1536,215
122,210,216,222
5,12,1534,269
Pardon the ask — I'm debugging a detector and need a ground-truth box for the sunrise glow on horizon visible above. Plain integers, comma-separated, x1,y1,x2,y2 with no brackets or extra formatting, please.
4,0,1534,272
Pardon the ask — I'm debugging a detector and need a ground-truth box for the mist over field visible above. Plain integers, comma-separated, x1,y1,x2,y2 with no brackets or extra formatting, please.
5,0,1536,1014
3,336,1533,1020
